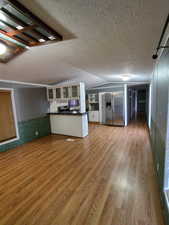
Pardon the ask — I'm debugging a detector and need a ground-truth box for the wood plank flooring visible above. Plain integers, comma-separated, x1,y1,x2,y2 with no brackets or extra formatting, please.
0,121,164,225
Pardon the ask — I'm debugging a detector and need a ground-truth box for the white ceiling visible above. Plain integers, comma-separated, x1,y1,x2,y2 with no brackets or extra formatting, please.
0,0,168,87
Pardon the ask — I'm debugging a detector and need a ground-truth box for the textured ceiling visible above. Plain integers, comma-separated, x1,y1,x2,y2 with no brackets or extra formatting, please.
0,0,168,87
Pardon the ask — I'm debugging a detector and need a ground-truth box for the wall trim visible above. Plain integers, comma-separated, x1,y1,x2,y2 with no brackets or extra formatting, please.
0,79,151,89
87,81,151,90
88,85,124,90
124,84,128,126
0,79,50,87
0,88,20,146
164,191,169,210
148,83,152,129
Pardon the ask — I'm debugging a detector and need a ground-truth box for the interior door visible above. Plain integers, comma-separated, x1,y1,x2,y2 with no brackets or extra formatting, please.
0,90,16,142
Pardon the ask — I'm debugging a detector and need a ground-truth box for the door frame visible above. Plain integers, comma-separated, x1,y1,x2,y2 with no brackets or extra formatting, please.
0,88,20,145
99,92,106,123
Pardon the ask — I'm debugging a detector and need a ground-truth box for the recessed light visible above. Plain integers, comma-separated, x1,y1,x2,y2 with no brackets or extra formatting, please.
16,25,24,30
48,36,55,40
0,13,6,22
118,74,131,81
0,43,7,55
121,76,130,81
0,21,5,27
39,39,45,43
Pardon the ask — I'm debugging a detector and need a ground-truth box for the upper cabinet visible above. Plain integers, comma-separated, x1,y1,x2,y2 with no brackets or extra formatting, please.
88,93,98,103
55,88,62,99
62,87,69,99
71,85,79,98
47,83,81,101
47,82,86,113
47,88,54,101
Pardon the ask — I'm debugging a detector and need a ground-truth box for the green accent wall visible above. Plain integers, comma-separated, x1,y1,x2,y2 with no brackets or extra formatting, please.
0,116,51,152
150,39,169,225
151,120,165,190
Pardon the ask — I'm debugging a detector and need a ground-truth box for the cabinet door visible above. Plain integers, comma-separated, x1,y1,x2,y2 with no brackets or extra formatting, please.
95,94,99,102
88,94,92,102
48,88,54,100
89,111,99,122
88,112,93,121
55,88,61,99
88,94,98,103
93,111,99,121
71,85,79,98
62,87,69,99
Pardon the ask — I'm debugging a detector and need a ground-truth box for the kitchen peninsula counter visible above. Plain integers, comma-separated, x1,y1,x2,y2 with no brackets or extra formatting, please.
48,112,87,116
49,112,88,138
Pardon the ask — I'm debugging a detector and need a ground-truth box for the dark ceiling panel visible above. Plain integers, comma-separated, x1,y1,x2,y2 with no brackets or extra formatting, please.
0,0,63,47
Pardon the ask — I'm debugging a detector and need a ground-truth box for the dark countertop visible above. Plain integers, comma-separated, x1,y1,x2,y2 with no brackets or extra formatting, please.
48,111,87,116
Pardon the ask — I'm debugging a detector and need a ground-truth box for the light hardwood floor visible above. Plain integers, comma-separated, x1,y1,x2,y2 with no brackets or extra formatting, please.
0,121,164,225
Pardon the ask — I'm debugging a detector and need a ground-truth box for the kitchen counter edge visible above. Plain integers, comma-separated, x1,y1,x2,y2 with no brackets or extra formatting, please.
47,112,88,116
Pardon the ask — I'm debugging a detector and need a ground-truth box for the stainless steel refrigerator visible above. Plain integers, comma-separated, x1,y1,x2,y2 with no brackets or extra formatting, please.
101,91,124,126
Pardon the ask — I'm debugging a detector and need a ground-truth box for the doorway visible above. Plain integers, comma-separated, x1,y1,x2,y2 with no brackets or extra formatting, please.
0,89,18,144
127,84,149,123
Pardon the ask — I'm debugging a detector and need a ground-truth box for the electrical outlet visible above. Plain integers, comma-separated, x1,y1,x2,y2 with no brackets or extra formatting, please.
35,131,39,136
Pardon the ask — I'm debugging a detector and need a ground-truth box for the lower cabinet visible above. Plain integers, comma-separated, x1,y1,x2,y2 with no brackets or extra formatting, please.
88,111,99,122
50,114,88,137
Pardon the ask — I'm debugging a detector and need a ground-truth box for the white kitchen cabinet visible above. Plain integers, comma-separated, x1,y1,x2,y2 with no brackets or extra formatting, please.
88,93,98,103
47,82,86,113
55,87,62,99
62,86,69,99
47,88,55,101
88,111,99,122
70,85,80,98
50,113,88,137
47,84,81,100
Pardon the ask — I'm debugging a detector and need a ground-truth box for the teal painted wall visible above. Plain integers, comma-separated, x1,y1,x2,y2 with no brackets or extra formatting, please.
0,116,51,152
150,39,169,225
